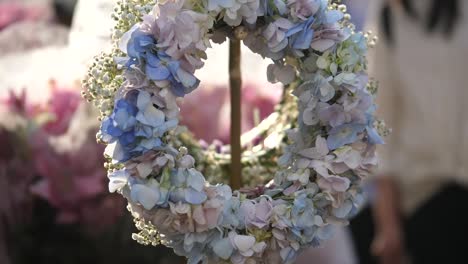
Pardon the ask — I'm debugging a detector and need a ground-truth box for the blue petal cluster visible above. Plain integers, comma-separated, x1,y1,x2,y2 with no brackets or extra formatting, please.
169,168,208,205
101,90,177,163
125,29,199,97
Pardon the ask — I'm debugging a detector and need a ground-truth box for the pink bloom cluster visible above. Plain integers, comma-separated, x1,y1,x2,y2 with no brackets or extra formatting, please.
1,83,125,232
0,1,51,31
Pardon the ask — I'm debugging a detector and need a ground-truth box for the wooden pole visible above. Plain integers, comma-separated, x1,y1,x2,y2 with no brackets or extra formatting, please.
229,39,242,190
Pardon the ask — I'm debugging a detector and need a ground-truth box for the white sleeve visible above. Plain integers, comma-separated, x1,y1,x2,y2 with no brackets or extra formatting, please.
367,25,404,177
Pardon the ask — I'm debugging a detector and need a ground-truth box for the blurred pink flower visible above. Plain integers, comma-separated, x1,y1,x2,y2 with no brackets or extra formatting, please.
3,82,81,136
179,82,282,143
6,85,124,229
32,82,81,135
0,2,51,31
1,85,125,235
30,129,109,225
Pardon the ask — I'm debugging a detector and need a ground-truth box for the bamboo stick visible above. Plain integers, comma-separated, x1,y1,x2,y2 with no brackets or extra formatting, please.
229,39,242,190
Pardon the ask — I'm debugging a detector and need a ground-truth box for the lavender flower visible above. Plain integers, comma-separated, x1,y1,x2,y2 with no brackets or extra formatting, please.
147,0,213,72
264,18,294,53
288,0,321,21
240,197,273,228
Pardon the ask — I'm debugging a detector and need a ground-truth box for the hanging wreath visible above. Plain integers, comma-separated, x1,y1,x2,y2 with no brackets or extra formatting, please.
82,0,388,263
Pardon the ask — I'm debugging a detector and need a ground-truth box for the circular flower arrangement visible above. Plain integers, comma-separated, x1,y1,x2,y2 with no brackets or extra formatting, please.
82,0,388,263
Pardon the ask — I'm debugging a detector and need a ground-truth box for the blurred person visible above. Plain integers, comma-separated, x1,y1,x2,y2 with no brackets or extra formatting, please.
361,0,468,264
53,0,77,26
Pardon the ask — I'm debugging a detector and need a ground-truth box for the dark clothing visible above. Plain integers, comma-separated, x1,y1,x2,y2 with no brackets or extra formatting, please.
350,184,468,264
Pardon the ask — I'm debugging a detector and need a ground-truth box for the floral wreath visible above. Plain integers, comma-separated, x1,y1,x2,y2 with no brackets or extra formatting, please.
82,0,387,263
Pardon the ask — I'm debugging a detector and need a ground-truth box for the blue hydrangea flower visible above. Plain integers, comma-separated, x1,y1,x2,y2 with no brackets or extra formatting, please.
286,16,315,50
327,123,366,150
167,232,212,264
124,28,199,97
220,198,242,228
130,179,169,210
169,168,207,205
107,169,130,193
211,237,234,260
101,90,177,163
291,192,316,231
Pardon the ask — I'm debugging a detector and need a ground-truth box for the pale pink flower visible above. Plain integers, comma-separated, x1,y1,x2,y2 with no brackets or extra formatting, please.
143,0,213,72
192,185,230,232
288,0,321,21
124,150,175,179
240,197,272,228
316,174,350,193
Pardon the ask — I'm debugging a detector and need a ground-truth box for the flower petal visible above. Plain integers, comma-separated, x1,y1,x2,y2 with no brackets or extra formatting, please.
184,188,207,204
108,169,130,192
131,184,160,210
234,235,255,252
212,238,234,260
146,65,171,81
